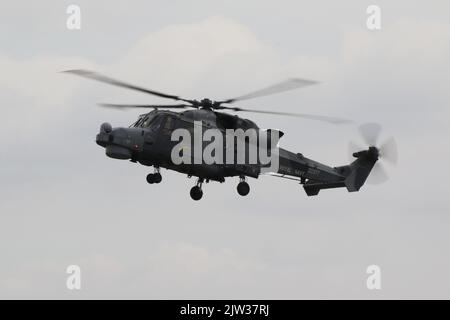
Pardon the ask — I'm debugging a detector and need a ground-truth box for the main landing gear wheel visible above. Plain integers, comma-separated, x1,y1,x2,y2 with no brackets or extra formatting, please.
153,173,162,183
190,178,204,201
190,186,203,201
237,178,250,196
146,171,162,184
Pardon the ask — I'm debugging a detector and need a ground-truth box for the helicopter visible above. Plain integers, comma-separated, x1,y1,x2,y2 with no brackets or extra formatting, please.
64,70,398,200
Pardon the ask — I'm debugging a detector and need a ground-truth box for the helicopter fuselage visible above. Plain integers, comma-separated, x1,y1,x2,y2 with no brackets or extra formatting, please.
66,69,381,200
96,108,353,185
97,109,264,181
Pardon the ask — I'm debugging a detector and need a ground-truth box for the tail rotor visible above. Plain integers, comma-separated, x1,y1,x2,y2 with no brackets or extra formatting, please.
349,123,398,185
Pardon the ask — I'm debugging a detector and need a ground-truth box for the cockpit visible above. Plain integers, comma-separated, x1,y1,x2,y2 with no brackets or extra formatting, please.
131,113,155,128
130,112,177,135
130,109,259,132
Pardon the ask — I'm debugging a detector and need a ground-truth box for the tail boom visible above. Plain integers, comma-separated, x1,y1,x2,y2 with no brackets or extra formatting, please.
275,147,379,196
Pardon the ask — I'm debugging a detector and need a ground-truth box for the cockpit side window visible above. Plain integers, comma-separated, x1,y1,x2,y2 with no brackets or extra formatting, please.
164,116,175,130
161,116,176,135
149,115,164,132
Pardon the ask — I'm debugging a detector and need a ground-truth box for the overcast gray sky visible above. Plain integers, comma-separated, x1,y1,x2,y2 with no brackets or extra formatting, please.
1,0,450,299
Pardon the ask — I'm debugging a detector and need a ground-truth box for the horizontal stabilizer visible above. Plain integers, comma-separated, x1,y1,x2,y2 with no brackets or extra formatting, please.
303,181,346,196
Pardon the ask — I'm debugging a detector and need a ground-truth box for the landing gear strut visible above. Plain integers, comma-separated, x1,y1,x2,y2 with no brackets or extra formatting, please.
237,176,250,196
190,178,204,201
146,167,162,184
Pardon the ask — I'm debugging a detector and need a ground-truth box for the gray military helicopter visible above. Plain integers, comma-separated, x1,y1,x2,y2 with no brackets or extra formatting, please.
65,70,397,200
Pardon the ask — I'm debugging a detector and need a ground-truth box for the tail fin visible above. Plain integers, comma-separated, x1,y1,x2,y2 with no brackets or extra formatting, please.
302,147,379,196
339,147,379,192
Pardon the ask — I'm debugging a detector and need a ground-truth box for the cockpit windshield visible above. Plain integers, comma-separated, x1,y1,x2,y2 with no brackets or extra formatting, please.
132,114,156,128
130,113,176,132
142,115,156,127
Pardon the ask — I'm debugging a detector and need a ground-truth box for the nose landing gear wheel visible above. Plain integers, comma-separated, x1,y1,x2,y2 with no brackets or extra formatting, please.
190,186,203,201
237,181,250,196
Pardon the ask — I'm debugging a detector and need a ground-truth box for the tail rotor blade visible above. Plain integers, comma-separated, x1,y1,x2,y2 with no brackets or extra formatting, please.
368,162,389,185
349,123,398,186
359,123,382,146
380,137,398,166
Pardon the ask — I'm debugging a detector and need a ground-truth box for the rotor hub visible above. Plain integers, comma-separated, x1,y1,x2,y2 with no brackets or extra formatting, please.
199,98,216,109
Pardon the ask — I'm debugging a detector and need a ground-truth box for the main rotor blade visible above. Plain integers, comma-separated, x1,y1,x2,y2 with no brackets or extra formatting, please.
219,78,318,104
64,69,194,104
218,106,352,124
99,103,192,110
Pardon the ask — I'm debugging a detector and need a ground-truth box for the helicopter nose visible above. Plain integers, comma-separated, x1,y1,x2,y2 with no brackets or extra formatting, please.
96,126,134,160
96,122,113,147
105,144,132,160
100,122,112,133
